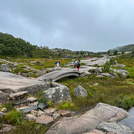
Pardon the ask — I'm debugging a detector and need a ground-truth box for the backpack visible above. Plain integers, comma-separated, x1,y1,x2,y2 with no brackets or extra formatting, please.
77,62,80,67
74,63,77,68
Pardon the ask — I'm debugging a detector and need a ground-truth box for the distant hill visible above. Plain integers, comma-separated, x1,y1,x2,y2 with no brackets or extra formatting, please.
0,32,34,57
109,44,134,52
0,32,107,58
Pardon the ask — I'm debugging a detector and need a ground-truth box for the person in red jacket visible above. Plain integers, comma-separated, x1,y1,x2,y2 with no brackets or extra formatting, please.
77,62,80,71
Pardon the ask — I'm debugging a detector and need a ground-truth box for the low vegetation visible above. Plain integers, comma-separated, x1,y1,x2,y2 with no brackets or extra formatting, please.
1,47,134,133
0,103,48,134
57,76,134,111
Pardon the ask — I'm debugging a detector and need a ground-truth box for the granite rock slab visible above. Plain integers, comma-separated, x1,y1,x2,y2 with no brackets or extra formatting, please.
46,103,130,134
0,72,49,102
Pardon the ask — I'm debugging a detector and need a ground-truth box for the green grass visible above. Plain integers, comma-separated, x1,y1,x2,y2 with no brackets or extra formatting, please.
57,75,134,111
5,58,74,78
34,90,45,100
8,58,73,70
3,110,24,125
1,108,48,134
9,121,48,134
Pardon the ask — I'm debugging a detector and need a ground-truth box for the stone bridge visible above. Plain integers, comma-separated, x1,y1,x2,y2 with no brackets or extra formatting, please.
37,70,80,82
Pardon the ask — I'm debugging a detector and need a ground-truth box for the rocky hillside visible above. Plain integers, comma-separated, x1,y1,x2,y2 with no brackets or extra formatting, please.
108,44,134,52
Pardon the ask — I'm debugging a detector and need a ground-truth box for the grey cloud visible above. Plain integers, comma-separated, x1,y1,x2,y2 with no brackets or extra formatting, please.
0,0,134,51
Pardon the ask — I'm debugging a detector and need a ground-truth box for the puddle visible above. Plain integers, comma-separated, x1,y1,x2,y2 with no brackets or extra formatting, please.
118,107,134,130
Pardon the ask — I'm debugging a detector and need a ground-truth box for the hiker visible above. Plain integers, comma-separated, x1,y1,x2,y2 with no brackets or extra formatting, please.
77,62,80,71
55,61,57,67
74,63,77,70
73,59,75,63
57,61,59,67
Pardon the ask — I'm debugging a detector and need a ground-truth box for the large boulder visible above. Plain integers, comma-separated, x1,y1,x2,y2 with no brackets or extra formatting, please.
80,71,91,77
43,85,72,104
113,64,125,68
0,64,11,72
95,67,102,74
46,103,130,134
101,73,115,79
113,69,129,74
121,72,127,78
113,69,129,78
73,85,88,97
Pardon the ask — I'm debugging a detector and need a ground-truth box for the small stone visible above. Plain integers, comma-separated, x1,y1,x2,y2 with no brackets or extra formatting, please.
36,115,54,127
44,108,57,116
29,101,39,106
21,106,38,113
1,108,7,112
31,110,37,116
16,106,29,111
52,112,61,122
37,110,46,117
25,114,37,121
27,97,37,103
37,102,49,110
57,110,71,117
93,83,98,86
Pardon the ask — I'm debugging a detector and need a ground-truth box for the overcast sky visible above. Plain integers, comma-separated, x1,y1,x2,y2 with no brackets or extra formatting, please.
0,0,134,52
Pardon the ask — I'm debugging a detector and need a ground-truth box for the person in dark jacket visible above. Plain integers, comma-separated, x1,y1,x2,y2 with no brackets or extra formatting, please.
77,62,80,71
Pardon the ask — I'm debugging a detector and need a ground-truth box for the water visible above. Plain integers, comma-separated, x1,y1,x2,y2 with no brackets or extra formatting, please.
118,107,134,130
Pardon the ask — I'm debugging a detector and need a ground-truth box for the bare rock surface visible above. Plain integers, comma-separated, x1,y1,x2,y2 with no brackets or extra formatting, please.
0,72,48,96
46,103,130,134
80,56,110,66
